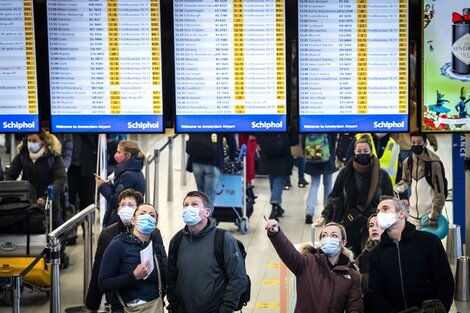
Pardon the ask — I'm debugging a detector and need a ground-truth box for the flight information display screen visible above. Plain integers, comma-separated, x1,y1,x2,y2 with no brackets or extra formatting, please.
173,0,287,133
298,0,409,132
47,0,164,133
0,0,39,133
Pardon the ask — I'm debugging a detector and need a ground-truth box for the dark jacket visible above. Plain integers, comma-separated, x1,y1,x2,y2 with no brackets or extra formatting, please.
269,229,363,313
304,134,338,176
56,134,73,169
190,134,237,171
100,157,145,227
256,133,295,176
356,246,376,313
321,157,393,256
70,134,98,176
368,222,454,313
321,158,393,223
98,231,167,311
5,135,66,202
86,220,167,310
167,218,248,313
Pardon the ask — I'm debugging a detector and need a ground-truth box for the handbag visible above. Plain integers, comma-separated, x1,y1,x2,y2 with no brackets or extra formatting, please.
116,255,164,313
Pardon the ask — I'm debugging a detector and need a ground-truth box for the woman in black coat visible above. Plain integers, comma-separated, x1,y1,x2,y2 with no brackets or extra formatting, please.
5,130,67,229
314,135,393,257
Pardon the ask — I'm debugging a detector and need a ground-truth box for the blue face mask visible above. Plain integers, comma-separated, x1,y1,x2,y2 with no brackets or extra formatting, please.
182,206,203,226
320,237,341,257
135,214,156,235
118,206,135,226
28,142,41,153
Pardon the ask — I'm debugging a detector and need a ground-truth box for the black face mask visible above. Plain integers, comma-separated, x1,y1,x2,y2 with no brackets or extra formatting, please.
411,145,424,155
355,154,372,165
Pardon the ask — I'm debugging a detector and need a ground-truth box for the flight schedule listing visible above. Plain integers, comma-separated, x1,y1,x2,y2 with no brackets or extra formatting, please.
47,0,163,133
298,0,408,132
174,0,286,132
0,0,39,132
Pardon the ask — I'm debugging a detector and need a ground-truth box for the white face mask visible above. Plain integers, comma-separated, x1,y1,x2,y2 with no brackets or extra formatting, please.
117,206,136,226
377,212,398,230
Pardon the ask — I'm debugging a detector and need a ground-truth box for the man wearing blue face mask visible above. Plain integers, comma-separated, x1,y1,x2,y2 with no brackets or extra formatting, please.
86,189,164,313
167,191,248,313
368,196,454,313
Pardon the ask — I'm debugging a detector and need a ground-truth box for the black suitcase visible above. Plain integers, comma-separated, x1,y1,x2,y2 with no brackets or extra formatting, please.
0,181,35,204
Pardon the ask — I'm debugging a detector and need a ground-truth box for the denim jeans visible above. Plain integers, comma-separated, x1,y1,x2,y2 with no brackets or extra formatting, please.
269,175,288,204
305,173,333,217
192,163,221,214
295,157,306,180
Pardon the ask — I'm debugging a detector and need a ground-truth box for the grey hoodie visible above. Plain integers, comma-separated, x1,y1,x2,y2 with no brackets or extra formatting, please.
167,218,247,313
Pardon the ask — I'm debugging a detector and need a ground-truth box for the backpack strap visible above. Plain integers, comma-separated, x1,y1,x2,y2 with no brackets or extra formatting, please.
214,228,226,269
169,229,185,263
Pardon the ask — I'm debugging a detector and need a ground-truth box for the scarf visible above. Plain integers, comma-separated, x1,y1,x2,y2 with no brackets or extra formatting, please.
351,156,379,212
29,146,46,164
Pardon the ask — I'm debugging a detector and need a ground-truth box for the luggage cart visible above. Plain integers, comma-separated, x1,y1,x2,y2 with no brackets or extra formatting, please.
213,145,252,234
0,184,54,303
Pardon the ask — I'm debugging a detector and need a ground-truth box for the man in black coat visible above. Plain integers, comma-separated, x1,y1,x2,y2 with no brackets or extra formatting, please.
85,189,167,312
368,196,454,313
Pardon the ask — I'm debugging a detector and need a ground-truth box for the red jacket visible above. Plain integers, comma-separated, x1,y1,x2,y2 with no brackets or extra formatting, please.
269,230,363,313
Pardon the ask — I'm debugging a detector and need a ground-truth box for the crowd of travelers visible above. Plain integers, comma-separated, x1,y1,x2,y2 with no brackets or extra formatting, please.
0,129,455,312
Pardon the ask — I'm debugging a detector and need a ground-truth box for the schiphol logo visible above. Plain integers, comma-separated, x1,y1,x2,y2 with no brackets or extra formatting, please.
127,121,160,130
373,120,405,129
251,121,283,130
3,121,35,130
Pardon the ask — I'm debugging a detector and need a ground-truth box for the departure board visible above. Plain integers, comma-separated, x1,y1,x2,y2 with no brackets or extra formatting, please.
47,0,164,133
298,0,409,132
0,0,39,133
174,0,287,133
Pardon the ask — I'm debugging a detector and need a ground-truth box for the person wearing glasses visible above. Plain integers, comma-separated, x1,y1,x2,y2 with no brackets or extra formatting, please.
368,196,454,313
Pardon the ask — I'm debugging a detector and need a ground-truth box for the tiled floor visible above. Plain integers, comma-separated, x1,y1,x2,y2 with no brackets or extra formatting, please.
0,134,468,313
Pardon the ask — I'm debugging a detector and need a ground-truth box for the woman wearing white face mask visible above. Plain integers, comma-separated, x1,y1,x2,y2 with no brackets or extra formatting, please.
99,203,167,313
86,189,147,312
4,129,66,229
265,218,363,313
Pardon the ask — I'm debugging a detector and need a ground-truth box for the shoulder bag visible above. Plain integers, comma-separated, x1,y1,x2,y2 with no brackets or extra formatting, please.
116,255,164,313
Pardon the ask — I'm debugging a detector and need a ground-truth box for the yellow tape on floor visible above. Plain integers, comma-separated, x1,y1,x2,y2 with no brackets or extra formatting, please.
255,303,281,308
263,279,280,285
267,263,280,269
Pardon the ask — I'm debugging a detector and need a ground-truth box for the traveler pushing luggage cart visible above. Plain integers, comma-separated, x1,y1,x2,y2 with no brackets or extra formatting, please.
213,145,255,234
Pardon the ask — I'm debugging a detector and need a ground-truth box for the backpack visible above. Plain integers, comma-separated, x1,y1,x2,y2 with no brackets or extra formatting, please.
335,133,355,163
170,228,251,311
407,157,449,199
304,134,330,163
259,134,290,157
186,134,218,158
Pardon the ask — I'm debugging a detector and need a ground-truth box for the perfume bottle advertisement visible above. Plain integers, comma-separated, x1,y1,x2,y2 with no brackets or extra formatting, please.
423,1,470,132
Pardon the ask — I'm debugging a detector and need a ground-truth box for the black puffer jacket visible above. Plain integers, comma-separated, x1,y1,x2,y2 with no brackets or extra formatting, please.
368,222,454,313
5,134,66,202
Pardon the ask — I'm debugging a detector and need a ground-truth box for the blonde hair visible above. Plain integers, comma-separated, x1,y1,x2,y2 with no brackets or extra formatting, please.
301,222,356,262
119,140,146,161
